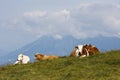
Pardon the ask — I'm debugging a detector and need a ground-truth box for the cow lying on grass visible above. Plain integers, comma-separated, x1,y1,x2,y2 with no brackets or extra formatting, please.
70,44,99,57
14,53,30,64
34,53,59,60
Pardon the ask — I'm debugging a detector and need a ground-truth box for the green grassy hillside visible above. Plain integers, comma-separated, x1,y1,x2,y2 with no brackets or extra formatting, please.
0,50,120,80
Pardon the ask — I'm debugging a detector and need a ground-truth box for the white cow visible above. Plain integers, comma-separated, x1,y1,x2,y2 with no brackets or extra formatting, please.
14,53,30,64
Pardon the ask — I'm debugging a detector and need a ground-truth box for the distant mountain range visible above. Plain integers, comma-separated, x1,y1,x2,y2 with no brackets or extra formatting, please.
0,49,9,57
0,35,120,65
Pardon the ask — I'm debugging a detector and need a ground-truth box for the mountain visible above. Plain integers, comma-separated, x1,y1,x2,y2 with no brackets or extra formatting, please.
0,36,120,65
0,49,9,57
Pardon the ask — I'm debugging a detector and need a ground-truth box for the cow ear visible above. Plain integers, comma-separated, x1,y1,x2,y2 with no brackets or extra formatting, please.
75,46,78,49
84,44,87,47
86,44,88,46
89,44,92,46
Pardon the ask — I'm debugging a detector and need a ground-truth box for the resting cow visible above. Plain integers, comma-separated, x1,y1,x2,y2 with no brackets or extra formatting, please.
70,44,99,57
14,53,30,64
34,53,59,60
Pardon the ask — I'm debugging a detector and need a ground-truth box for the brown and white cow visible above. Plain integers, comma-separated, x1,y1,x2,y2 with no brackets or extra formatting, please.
34,53,59,60
70,44,99,57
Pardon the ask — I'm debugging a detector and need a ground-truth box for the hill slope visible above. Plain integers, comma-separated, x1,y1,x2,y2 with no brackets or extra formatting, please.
0,50,120,80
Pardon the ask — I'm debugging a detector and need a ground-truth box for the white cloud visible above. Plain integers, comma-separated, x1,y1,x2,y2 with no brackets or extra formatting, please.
23,11,47,19
2,3,120,39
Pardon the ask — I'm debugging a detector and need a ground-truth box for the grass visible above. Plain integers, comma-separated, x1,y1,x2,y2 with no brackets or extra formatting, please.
0,50,120,80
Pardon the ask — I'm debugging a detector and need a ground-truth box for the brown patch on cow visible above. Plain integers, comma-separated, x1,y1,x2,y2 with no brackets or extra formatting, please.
83,44,100,56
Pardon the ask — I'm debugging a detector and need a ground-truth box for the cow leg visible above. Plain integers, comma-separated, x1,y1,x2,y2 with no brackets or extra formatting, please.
14,60,20,64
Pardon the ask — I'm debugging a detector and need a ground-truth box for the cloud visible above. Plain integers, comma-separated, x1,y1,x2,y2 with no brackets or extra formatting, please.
23,11,47,19
2,3,120,39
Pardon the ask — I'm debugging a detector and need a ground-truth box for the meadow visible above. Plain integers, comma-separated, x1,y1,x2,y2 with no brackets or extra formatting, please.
0,50,120,80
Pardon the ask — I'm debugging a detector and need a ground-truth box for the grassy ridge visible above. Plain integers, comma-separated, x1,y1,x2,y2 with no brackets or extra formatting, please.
0,50,120,80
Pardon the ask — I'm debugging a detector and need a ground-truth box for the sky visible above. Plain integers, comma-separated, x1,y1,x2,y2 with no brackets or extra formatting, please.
0,0,120,52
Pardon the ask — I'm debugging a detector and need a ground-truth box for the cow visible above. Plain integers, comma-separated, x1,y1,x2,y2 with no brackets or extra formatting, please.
34,53,59,60
14,53,30,64
70,44,99,57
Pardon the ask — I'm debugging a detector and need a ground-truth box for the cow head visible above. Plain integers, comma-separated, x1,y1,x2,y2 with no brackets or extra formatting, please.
75,45,84,56
17,53,23,61
34,53,44,60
